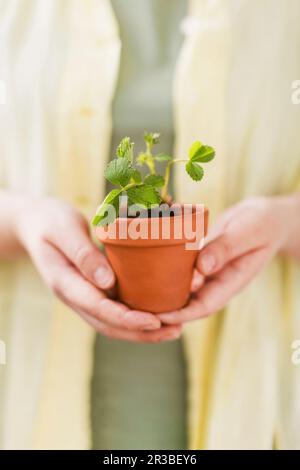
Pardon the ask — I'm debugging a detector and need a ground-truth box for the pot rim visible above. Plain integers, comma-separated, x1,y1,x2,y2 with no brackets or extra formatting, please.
95,205,208,248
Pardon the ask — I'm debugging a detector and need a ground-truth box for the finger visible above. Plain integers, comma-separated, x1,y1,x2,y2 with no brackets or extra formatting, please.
80,312,182,343
45,218,115,290
197,214,266,276
37,241,161,331
203,204,239,245
190,268,205,293
158,247,271,324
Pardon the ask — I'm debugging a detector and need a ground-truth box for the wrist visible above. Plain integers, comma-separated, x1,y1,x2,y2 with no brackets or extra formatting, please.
13,193,41,250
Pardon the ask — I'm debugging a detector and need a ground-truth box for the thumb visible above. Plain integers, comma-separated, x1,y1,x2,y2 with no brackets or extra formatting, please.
47,219,115,290
197,217,260,276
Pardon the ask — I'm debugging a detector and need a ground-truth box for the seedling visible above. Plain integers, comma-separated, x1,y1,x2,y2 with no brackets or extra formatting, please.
92,132,215,226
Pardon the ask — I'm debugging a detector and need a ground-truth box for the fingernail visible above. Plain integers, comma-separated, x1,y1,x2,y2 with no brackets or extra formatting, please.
200,253,216,274
157,311,178,322
124,311,160,330
143,323,161,331
165,330,181,341
191,277,203,291
162,309,180,316
94,266,115,288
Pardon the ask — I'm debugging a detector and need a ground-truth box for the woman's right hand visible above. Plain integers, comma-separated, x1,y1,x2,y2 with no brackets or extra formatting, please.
15,197,181,342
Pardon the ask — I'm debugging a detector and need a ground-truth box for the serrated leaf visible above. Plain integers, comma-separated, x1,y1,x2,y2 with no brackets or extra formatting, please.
189,141,203,160
131,169,142,183
104,158,133,187
154,153,173,162
144,174,165,188
92,189,121,226
127,184,161,208
190,145,215,163
185,161,204,181
116,137,134,161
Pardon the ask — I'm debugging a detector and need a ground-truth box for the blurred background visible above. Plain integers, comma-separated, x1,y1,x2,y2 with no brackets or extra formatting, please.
0,0,300,451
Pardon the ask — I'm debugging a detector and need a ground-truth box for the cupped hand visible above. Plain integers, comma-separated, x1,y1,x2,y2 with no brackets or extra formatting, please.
159,196,296,324
15,197,181,342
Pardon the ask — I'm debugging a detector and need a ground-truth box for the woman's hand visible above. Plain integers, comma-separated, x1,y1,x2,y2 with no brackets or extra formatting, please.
14,196,181,342
159,195,300,325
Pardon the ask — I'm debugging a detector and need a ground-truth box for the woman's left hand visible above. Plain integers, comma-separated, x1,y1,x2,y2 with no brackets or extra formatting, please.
158,195,300,325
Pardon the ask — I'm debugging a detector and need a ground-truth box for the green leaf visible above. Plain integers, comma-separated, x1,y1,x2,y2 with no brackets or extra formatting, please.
92,189,121,226
144,174,165,188
116,137,134,161
104,158,133,187
144,132,160,147
189,141,203,160
190,144,215,163
154,153,173,162
131,169,142,183
127,184,161,208
185,161,204,181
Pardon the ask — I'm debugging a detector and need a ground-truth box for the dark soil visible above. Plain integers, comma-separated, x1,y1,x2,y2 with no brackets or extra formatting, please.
120,203,182,219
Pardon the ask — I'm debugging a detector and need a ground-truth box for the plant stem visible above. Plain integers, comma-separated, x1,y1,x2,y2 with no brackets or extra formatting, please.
144,158,155,175
145,143,156,175
123,182,142,191
161,163,171,201
161,159,187,201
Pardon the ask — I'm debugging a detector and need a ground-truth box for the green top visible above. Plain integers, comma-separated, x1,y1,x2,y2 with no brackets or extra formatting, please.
91,0,187,450
111,0,185,137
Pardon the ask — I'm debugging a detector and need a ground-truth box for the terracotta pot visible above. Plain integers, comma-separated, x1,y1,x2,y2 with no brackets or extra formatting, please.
96,205,208,313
